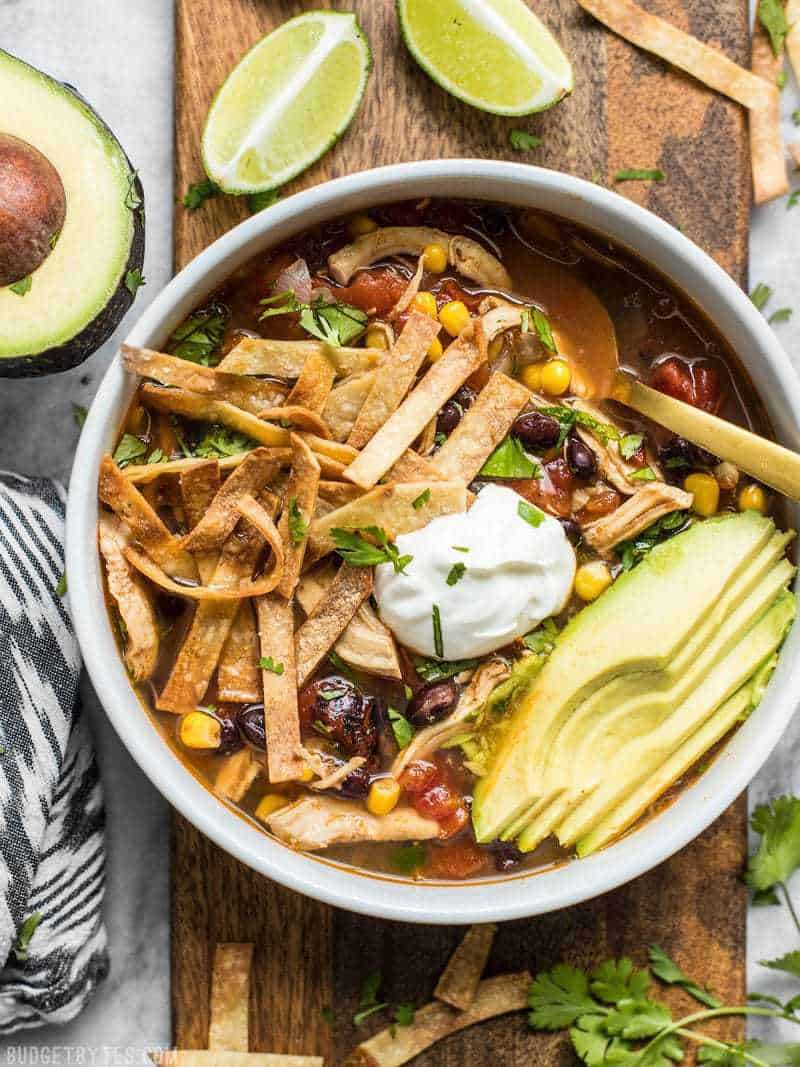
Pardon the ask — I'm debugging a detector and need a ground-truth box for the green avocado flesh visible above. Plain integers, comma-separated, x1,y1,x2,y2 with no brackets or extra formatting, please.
471,511,797,854
0,49,141,369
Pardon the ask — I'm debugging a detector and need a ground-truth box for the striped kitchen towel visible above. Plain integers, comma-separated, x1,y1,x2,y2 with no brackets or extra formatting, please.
0,473,108,1033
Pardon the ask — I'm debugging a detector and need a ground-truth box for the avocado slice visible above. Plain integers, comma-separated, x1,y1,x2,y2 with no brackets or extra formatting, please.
0,48,144,377
472,511,777,843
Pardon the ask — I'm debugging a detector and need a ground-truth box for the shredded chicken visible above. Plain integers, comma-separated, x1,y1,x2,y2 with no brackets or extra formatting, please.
387,255,425,321
97,513,160,682
583,482,693,554
392,660,511,778
266,796,439,850
297,744,367,792
571,399,662,494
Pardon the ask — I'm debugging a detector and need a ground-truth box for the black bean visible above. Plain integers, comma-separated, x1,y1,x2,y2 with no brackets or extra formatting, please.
408,679,459,729
491,842,523,872
566,435,597,479
513,411,561,451
436,400,463,436
217,712,244,755
658,435,718,472
238,705,266,748
303,676,380,760
337,766,372,799
559,518,582,546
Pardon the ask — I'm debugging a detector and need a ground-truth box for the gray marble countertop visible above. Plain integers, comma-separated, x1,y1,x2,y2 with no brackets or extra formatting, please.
0,0,799,1056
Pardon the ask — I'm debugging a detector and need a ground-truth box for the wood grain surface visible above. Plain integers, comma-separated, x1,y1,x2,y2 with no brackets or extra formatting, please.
173,1,752,1060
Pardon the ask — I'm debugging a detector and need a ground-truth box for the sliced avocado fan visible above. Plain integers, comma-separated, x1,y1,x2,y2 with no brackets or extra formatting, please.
471,511,797,854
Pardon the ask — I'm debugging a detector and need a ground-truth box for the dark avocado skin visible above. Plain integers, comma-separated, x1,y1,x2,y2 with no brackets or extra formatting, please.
0,73,146,379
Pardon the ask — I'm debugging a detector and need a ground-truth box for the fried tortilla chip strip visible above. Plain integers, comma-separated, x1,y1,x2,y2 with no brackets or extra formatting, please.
751,22,789,204
286,349,335,413
386,449,448,484
218,604,261,703
432,372,529,483
125,543,284,601
99,455,197,580
256,594,305,783
342,972,531,1067
307,481,467,562
347,312,442,450
182,450,280,554
343,306,521,489
121,345,286,415
295,563,373,686
316,480,364,517
157,507,278,713
277,434,321,598
322,371,376,441
434,924,498,1011
215,747,263,803
151,1053,323,1067
180,460,221,583
218,336,381,378
266,795,439,850
123,450,290,484
97,513,159,682
208,943,253,1052
575,0,780,110
257,405,330,438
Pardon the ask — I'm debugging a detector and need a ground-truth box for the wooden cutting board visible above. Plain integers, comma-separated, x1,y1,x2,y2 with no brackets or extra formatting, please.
172,1,751,1060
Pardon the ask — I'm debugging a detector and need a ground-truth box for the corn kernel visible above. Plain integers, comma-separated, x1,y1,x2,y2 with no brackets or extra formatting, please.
427,335,444,363
738,483,768,514
366,326,389,350
255,793,290,822
439,300,471,337
422,242,448,273
519,363,544,392
411,291,438,318
540,359,571,396
179,711,221,751
366,777,401,816
574,561,613,602
684,472,720,517
348,213,378,238
298,765,315,783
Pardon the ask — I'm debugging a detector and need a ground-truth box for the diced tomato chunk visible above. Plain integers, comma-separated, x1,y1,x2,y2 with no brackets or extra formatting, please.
415,783,461,821
650,356,722,414
435,278,483,311
399,760,438,795
425,841,489,880
576,486,622,523
438,804,470,840
336,267,408,316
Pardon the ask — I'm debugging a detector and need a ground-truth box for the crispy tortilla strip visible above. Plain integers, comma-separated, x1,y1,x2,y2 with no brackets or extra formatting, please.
342,972,531,1067
322,371,376,441
218,336,381,378
161,1048,296,1067
286,349,335,413
124,450,291,484
347,312,442,449
386,449,448,483
157,513,274,713
180,460,221,583
295,563,373,686
432,372,529,483
218,605,261,703
434,925,497,1011
308,481,467,561
236,495,285,570
297,563,401,679
575,0,780,111
344,306,520,489
125,541,284,601
277,434,321,598
317,480,364,514
215,747,263,803
751,23,790,204
256,594,305,782
121,345,286,415
416,416,437,456
258,405,331,438
99,455,197,580
788,0,800,84
182,450,280,553
98,513,160,682
328,226,512,289
583,482,692,554
208,943,252,1052
267,795,439,850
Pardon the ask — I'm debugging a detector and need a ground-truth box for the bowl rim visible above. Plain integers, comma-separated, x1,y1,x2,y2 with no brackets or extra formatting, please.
66,159,800,923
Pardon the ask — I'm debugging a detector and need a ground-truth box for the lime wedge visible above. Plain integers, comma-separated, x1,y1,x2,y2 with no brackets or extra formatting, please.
397,0,572,116
202,11,372,194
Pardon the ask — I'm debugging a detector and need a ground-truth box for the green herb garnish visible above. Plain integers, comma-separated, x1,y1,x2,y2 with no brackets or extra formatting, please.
12,912,43,962
789,190,800,210
434,431,447,446
616,510,689,571
758,0,790,55
146,448,165,465
390,842,426,874
479,436,540,479
751,282,773,311
124,268,146,295
614,168,666,182
248,188,281,213
183,179,222,210
533,309,557,353
794,110,800,126
55,572,67,598
412,488,431,510
523,618,558,654
392,1003,416,1030
353,972,388,1026
446,562,467,586
331,526,412,574
259,656,284,675
414,656,479,682
321,1006,335,1026
72,404,88,429
195,426,257,458
328,650,356,681
518,499,545,527
9,275,32,296
432,604,444,658
539,405,620,448
287,497,308,544
510,129,543,152
168,302,229,365
770,307,793,324
319,687,348,701
260,291,367,347
113,434,148,468
777,70,788,89
619,433,644,460
452,545,469,553
629,465,657,482
649,945,721,1008
388,707,415,749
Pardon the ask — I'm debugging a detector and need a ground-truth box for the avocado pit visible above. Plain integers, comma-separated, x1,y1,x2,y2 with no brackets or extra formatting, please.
0,132,66,286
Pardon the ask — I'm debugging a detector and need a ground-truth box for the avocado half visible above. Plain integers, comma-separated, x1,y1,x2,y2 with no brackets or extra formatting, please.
0,48,145,378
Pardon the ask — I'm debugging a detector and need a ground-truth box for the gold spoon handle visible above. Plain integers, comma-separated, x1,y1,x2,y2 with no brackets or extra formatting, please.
624,380,800,502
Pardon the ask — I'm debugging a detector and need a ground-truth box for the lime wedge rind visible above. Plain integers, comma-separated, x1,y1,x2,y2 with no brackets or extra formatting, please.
202,11,372,195
397,0,573,117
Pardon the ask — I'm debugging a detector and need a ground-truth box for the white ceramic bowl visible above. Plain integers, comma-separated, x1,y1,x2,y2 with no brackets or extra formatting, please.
67,160,800,923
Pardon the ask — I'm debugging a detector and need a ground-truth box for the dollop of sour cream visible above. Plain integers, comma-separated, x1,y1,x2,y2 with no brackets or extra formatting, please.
374,484,576,660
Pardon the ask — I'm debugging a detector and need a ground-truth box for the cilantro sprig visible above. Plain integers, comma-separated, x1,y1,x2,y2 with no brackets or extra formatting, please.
331,526,412,574
168,302,229,365
260,290,367,347
287,497,308,545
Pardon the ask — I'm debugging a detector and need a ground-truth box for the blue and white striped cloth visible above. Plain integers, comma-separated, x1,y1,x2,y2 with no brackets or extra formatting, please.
0,473,107,1033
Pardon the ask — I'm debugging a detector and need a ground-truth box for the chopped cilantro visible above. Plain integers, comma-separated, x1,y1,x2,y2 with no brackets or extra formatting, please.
168,302,229,365
248,188,281,213
195,426,257,458
55,572,68,598
390,842,426,874
510,129,543,152
452,545,469,553
124,268,146,295
434,431,447,446
747,795,800,899
393,1003,416,1029
414,656,479,682
769,307,793,324
261,291,367,347
619,433,644,460
353,971,388,1026
146,448,165,465
432,604,444,658
319,687,348,701
72,404,88,429
789,190,800,210
446,562,467,586
758,0,790,55
12,912,42,962
777,70,788,89
388,707,414,749
9,275,32,296
614,168,666,182
616,510,690,570
648,945,721,1008
328,650,356,681
629,465,657,482
259,656,284,675
532,309,557,353
182,179,222,210
113,434,147,468
479,436,540,479
518,499,545,527
794,110,800,126
539,405,620,448
751,282,773,311
412,488,431,510
321,1005,335,1026
331,527,412,574
523,618,558,654
287,497,308,544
